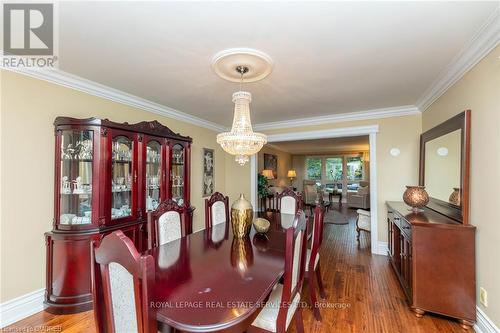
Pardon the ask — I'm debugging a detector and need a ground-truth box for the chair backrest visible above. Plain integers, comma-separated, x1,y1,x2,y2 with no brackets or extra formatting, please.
309,205,325,272
277,210,308,330
303,182,318,204
92,230,156,333
147,199,186,249
276,188,302,214
204,192,229,229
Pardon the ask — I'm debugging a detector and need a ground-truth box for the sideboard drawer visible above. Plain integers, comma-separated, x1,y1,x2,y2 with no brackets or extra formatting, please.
400,218,412,239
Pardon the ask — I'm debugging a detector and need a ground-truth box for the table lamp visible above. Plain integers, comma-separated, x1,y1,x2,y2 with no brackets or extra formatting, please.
262,169,275,180
287,169,296,186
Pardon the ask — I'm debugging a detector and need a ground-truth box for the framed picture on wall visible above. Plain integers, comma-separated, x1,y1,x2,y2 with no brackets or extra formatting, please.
203,148,215,197
263,153,278,178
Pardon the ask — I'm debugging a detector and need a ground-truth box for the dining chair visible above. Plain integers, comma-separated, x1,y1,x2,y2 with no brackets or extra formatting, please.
205,192,230,243
306,205,327,321
148,199,187,249
204,191,230,228
276,187,302,215
249,210,308,333
92,230,157,333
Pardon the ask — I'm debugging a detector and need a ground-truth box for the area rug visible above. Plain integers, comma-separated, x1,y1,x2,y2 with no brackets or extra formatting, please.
324,209,350,225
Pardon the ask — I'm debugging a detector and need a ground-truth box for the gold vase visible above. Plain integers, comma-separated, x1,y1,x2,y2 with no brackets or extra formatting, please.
403,185,429,212
449,188,461,206
231,194,253,238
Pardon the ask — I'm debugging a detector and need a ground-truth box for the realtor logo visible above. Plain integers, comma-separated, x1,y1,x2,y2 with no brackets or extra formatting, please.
2,3,58,68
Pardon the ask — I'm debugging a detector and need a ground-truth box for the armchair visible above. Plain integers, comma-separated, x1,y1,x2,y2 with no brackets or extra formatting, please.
347,182,370,209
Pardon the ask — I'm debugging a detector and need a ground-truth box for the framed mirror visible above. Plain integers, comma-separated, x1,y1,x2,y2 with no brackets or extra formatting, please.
419,110,471,224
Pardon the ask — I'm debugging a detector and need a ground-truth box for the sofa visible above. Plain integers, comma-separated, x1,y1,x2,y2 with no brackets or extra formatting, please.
347,181,370,209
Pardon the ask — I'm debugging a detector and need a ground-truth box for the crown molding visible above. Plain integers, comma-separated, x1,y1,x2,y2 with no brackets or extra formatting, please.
417,7,500,112
0,67,227,132
253,105,420,131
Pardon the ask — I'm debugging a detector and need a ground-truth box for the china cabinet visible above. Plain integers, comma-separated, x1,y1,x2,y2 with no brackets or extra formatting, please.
45,117,193,314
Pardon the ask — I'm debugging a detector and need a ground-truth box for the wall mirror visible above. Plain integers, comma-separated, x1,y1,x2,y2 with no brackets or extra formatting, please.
419,110,471,224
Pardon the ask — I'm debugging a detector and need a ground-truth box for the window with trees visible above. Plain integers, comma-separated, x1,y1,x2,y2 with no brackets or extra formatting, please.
326,157,343,182
346,156,363,181
306,157,322,180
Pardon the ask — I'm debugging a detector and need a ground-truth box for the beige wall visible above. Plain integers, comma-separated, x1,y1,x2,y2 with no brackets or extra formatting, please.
0,70,242,302
258,145,292,188
422,45,500,325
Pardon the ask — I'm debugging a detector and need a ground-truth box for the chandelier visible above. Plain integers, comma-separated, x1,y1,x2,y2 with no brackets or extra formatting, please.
216,66,267,165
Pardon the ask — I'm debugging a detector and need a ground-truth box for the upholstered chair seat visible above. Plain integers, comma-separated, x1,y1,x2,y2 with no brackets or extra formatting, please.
249,211,308,333
356,209,371,240
158,211,182,245
205,192,230,244
251,284,301,332
148,200,187,249
280,196,297,215
92,231,157,333
108,262,139,332
276,188,302,215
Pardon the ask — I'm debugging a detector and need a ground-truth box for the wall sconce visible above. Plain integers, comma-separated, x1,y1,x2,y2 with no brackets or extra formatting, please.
390,148,401,157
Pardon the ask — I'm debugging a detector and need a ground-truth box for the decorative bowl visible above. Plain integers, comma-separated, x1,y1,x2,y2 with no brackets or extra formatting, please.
253,218,270,234
403,185,429,212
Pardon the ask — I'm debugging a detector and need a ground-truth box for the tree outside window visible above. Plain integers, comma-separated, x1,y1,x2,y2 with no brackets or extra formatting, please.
306,157,322,180
346,156,363,180
326,157,343,181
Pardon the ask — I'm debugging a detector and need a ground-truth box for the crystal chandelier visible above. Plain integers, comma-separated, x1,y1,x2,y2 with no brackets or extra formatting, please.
217,66,267,165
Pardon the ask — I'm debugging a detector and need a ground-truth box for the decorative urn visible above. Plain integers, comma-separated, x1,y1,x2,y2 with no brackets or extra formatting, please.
231,194,254,238
449,187,461,206
403,185,429,212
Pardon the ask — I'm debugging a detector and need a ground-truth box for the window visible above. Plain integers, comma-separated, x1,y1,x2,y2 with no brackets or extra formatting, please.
305,157,322,180
346,156,363,181
326,157,343,181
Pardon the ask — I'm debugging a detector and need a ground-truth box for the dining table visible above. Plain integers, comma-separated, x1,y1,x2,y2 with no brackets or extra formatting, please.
143,211,307,333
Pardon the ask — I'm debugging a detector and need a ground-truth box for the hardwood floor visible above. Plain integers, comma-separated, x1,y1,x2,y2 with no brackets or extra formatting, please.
5,205,472,332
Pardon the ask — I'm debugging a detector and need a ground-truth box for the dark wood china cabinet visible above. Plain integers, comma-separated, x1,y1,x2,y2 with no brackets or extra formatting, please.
45,117,193,314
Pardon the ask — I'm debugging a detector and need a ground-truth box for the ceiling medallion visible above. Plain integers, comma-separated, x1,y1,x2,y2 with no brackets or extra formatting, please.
214,49,272,165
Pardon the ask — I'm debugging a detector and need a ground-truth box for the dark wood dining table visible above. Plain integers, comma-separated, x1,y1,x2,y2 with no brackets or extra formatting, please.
143,211,303,333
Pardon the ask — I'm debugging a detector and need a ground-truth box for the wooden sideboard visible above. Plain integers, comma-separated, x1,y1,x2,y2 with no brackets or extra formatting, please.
386,201,476,329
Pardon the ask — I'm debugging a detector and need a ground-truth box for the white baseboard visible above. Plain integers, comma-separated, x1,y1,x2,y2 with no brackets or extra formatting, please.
0,288,45,328
375,241,388,256
475,306,499,333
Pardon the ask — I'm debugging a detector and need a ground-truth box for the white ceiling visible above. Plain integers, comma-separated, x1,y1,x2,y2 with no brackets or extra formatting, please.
269,136,369,154
57,1,497,127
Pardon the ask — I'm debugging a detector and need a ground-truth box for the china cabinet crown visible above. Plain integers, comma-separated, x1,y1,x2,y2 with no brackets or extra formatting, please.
45,117,193,314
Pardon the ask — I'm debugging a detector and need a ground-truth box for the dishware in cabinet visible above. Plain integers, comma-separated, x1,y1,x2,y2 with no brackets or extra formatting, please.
108,130,139,223
169,141,191,206
141,136,167,214
55,126,102,231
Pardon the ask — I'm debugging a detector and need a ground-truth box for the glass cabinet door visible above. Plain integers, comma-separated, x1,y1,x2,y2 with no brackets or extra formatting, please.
145,140,162,212
59,130,93,225
171,143,185,205
111,135,134,220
